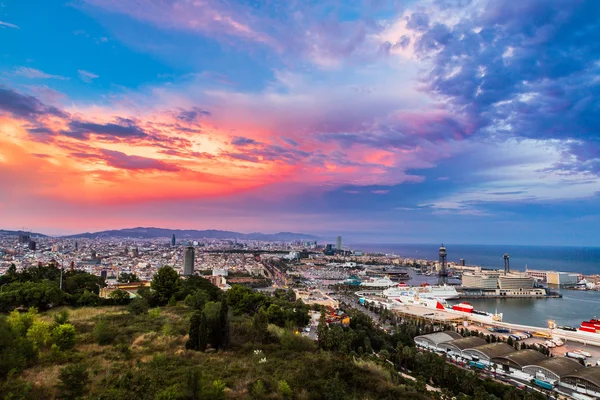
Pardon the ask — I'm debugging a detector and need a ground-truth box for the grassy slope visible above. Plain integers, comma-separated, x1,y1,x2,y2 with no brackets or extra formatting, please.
8,306,429,400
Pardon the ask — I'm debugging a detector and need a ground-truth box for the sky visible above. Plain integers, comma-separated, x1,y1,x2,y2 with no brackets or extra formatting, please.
0,0,599,245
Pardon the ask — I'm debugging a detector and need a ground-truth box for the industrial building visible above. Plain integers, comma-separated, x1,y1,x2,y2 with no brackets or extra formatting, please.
561,367,600,398
522,357,583,385
414,331,600,398
414,331,462,351
546,272,579,287
462,342,516,363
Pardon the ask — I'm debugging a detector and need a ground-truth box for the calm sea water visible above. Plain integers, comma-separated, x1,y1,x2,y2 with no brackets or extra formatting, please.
351,243,600,276
350,243,600,327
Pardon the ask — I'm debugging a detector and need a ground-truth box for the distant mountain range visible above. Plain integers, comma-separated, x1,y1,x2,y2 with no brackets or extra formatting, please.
60,227,319,241
0,229,47,237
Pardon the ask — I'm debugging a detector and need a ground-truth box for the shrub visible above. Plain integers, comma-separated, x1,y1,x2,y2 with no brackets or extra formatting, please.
93,319,115,345
184,290,209,310
52,324,77,350
26,320,52,350
109,289,131,305
128,298,149,315
53,310,70,326
251,380,267,399
77,290,100,307
57,364,89,400
278,380,293,399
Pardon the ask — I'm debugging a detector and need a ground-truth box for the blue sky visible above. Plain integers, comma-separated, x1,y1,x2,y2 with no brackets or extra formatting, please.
0,0,600,245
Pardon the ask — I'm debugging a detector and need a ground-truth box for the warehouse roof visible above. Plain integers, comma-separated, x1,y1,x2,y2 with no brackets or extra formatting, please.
414,331,462,346
524,357,583,377
443,337,487,351
492,349,548,368
464,342,515,359
563,367,600,388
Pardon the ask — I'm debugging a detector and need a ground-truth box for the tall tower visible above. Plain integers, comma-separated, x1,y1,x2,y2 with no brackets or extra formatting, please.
336,236,342,250
438,244,448,285
171,234,176,247
503,254,510,275
183,246,195,276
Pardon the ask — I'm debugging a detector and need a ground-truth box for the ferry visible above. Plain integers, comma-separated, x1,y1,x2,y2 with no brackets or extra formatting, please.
388,292,449,310
449,301,504,322
578,319,600,334
383,282,460,300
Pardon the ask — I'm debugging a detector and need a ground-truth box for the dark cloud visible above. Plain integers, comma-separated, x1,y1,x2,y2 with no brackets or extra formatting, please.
99,149,181,172
407,0,600,172
175,106,211,122
0,86,67,120
231,136,259,146
62,118,147,140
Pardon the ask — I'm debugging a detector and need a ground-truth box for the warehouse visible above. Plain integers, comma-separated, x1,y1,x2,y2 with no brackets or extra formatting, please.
492,349,548,372
523,357,583,384
462,342,515,365
438,336,487,358
414,331,462,351
561,367,600,398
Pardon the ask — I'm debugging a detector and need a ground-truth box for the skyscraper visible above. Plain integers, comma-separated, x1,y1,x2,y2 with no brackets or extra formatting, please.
183,246,195,276
336,236,342,250
171,234,176,247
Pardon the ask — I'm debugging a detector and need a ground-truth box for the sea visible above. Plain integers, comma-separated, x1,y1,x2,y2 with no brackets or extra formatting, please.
351,243,600,276
350,243,600,328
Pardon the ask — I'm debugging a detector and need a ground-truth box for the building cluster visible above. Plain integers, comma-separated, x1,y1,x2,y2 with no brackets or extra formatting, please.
415,331,600,398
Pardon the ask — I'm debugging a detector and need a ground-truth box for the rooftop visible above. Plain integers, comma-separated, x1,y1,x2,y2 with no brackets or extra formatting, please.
563,367,600,388
492,349,548,368
525,357,583,377
466,342,516,359
444,336,488,350
415,331,462,346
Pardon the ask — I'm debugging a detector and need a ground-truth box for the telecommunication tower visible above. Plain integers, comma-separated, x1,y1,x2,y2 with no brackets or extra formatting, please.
438,244,448,285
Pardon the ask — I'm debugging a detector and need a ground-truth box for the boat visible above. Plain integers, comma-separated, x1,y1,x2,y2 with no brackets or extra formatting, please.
578,319,600,334
388,291,449,310
383,283,460,300
449,301,503,322
359,277,396,288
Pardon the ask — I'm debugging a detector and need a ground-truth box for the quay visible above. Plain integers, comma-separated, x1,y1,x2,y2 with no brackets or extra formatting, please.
387,303,600,347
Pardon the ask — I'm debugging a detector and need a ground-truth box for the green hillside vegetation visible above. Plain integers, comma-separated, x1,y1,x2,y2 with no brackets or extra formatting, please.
0,265,545,400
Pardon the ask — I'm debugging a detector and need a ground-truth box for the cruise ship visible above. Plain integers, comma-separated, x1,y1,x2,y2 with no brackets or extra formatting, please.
383,283,460,300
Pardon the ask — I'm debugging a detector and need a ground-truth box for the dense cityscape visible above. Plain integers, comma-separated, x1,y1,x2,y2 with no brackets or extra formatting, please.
2,0,600,398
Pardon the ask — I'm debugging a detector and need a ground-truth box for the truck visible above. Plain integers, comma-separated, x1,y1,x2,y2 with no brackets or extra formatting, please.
533,379,554,390
565,351,587,360
469,361,486,369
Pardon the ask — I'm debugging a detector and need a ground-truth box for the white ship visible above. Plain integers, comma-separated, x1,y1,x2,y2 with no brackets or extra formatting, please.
388,291,450,310
383,283,460,300
359,277,396,288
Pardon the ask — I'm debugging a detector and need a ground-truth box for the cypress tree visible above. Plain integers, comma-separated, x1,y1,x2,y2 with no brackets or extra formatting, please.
199,312,208,352
186,311,202,350
219,299,230,350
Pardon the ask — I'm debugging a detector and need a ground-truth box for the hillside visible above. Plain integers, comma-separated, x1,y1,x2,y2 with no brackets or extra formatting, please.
61,227,318,241
0,229,47,238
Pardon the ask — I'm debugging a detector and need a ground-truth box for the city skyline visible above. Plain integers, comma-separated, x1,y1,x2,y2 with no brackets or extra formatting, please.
1,1,600,245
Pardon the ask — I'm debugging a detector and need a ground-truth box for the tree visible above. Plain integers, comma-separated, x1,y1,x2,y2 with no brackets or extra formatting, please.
128,298,149,315
278,380,293,399
184,290,209,310
219,299,230,349
109,289,131,305
151,266,181,305
57,364,89,400
198,312,208,352
186,311,202,351
93,319,115,345
118,272,140,283
77,289,100,306
52,324,77,350
252,307,269,343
